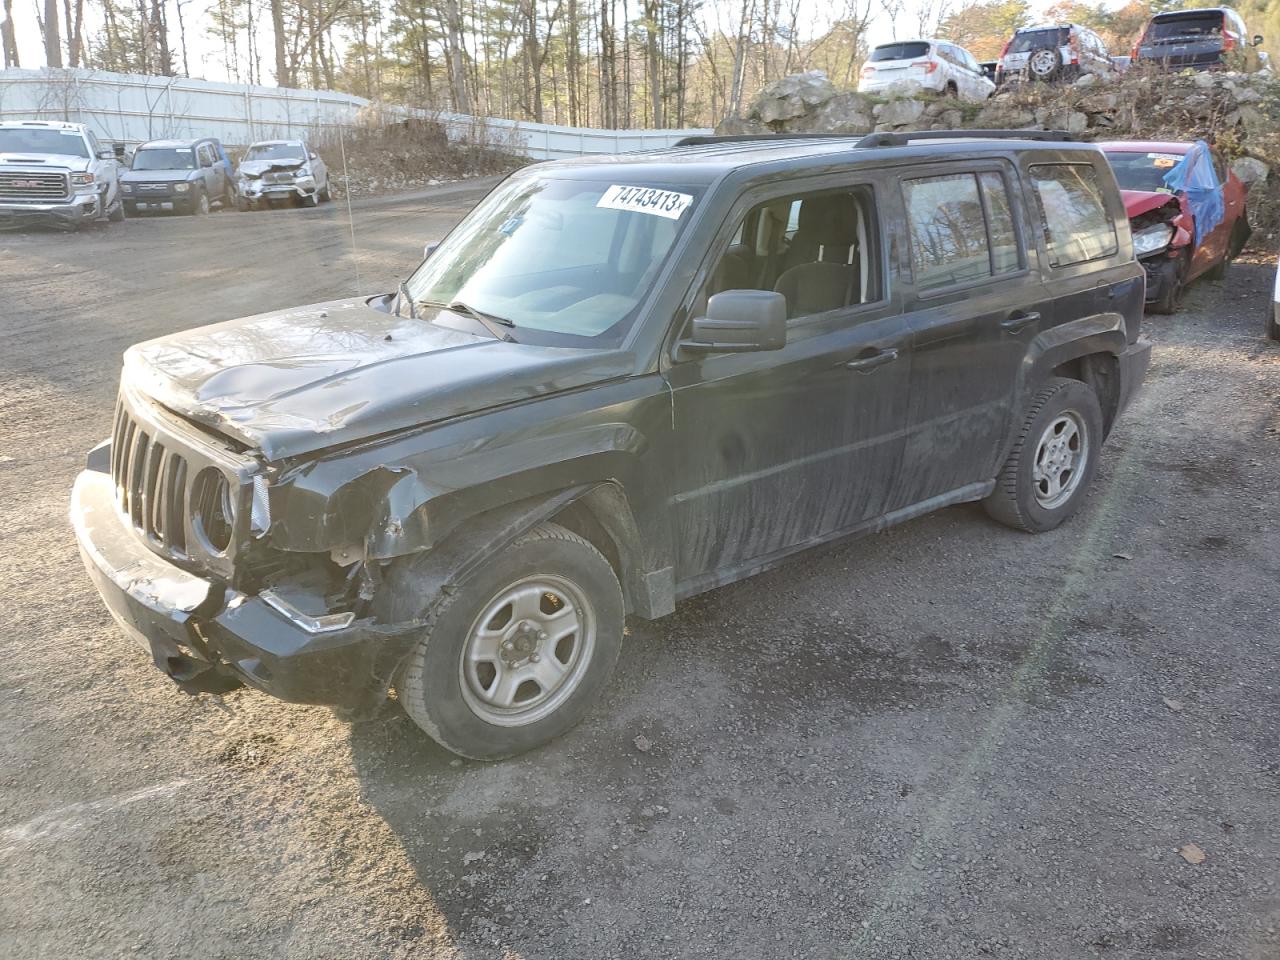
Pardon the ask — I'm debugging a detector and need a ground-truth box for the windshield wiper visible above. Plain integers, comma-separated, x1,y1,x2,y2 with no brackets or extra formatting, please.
397,280,417,319
419,299,516,342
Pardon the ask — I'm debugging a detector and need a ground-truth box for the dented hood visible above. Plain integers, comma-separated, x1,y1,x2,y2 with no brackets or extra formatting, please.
238,158,305,178
123,297,632,461
1121,189,1181,218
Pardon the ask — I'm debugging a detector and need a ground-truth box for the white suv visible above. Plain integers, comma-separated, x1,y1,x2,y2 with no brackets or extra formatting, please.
996,23,1114,83
859,39,996,101
0,120,124,229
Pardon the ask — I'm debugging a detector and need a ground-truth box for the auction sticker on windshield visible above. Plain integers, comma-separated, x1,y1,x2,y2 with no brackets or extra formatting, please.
597,185,693,220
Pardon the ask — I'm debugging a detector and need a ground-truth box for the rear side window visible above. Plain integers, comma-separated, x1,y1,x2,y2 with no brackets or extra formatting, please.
1150,13,1224,39
1010,28,1068,53
903,171,1023,292
871,42,931,61
1029,164,1118,268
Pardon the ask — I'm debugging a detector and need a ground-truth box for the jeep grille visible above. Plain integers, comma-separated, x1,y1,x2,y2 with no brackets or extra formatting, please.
110,401,190,553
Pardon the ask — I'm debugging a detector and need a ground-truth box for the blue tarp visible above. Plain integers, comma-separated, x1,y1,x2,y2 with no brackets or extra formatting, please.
1162,140,1224,248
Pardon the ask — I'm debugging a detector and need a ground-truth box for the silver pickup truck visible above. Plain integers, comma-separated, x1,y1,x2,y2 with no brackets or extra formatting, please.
0,120,124,229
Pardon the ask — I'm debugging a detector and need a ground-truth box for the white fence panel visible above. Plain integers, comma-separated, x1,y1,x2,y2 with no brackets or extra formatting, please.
0,68,710,158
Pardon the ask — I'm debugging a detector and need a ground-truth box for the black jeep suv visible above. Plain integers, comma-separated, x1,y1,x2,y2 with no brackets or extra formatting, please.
72,132,1151,759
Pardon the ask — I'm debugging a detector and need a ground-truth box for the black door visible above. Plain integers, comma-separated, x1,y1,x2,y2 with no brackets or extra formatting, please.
659,178,912,593
889,162,1051,509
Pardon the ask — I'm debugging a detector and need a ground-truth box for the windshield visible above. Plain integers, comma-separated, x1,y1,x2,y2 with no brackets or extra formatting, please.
405,175,698,343
1105,150,1183,192
1150,13,1223,40
244,143,306,161
870,42,931,61
131,148,196,171
0,128,89,158
1010,28,1068,53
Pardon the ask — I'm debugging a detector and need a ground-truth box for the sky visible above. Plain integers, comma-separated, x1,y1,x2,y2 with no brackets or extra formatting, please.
5,0,1122,94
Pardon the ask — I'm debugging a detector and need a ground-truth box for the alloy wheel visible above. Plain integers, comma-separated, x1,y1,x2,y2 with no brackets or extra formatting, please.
1032,411,1088,509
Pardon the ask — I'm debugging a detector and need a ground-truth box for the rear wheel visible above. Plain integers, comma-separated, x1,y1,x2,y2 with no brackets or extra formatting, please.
984,377,1103,533
388,522,624,760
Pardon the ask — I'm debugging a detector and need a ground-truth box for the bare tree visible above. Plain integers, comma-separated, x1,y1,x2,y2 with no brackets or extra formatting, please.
42,0,64,66
2,0,20,67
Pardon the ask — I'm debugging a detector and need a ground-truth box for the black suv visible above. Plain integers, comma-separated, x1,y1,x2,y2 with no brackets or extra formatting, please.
72,132,1151,759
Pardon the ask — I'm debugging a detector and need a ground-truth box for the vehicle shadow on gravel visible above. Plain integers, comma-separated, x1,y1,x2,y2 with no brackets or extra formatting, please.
342,501,1112,954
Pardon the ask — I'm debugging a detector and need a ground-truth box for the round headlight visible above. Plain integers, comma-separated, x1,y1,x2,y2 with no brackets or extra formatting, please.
173,182,190,193
192,467,236,554
1133,222,1174,257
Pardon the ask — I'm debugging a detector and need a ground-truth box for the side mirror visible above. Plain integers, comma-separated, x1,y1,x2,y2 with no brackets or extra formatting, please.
1253,35,1264,46
112,143,126,159
309,151,319,160
96,148,115,160
422,241,439,260
683,290,787,354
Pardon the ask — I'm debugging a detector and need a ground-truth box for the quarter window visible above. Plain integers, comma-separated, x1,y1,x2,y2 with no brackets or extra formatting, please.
1029,163,1118,267
903,170,1023,291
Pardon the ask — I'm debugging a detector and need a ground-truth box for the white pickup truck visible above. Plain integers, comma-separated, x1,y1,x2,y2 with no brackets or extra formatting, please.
0,120,124,229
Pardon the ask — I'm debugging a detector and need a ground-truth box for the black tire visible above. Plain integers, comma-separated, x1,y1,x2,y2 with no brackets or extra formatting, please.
319,183,331,202
107,198,126,222
1268,308,1280,342
236,196,250,212
301,192,319,208
944,81,959,97
1028,47,1061,81
189,188,208,216
386,522,624,760
1148,252,1187,315
984,377,1104,533
123,201,138,217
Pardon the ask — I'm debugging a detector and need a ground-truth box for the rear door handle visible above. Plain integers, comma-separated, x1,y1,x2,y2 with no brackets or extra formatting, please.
1000,311,1040,333
845,347,900,372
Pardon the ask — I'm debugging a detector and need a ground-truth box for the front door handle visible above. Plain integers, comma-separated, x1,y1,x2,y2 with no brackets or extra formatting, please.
845,347,900,372
1000,311,1041,333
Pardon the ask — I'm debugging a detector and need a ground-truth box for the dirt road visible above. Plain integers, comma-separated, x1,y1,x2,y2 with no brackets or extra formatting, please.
1,186,1278,960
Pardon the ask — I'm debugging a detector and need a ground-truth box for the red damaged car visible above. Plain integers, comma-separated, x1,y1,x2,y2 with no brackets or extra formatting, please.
1100,140,1250,313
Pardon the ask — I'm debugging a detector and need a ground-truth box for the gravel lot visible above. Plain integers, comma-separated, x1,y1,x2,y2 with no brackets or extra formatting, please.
1,185,1278,960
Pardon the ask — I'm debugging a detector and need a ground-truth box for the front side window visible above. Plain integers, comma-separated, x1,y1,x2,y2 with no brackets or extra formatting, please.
696,185,881,321
904,170,1023,291
1029,164,1118,268
132,148,196,171
406,176,699,342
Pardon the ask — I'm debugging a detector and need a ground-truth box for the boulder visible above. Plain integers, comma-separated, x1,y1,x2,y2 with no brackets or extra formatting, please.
800,92,875,134
1078,92,1119,113
714,114,771,136
746,70,837,124
882,78,925,99
1035,107,1088,134
1231,155,1270,185
1074,73,1099,89
975,103,1036,128
875,98,926,127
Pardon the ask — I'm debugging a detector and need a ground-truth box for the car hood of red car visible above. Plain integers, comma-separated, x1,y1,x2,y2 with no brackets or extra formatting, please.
1121,189,1181,218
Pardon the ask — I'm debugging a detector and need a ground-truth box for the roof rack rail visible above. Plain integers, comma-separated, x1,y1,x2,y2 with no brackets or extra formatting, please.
854,129,1076,147
672,129,1079,149
672,133,869,147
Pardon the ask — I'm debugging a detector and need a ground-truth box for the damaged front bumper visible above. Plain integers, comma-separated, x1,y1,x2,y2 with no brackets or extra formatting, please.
239,180,317,203
71,465,417,713
0,195,103,228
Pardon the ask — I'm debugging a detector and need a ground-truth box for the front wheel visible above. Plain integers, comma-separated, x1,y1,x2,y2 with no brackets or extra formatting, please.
1148,252,1188,315
984,377,1103,533
387,522,624,760
189,189,209,216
